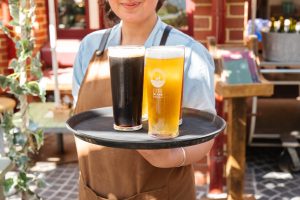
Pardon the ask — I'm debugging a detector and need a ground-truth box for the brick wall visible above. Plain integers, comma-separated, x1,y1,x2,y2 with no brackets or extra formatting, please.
0,1,48,74
225,0,246,43
33,0,48,53
0,31,8,74
193,0,246,44
193,0,214,43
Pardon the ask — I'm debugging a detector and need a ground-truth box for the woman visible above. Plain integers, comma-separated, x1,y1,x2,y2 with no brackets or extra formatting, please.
72,0,216,199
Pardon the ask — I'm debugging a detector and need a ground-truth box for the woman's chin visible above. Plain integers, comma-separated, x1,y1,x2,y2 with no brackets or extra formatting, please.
121,16,145,24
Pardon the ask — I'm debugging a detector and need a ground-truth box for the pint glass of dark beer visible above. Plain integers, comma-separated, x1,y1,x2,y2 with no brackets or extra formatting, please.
108,46,145,131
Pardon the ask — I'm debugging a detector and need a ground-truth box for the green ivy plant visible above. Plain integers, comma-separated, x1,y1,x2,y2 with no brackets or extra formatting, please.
0,0,46,199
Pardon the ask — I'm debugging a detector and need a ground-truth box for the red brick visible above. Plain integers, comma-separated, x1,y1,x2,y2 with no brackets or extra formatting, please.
194,17,211,29
0,40,7,46
226,18,244,28
0,54,8,59
227,0,244,3
36,16,46,22
229,5,245,16
194,30,214,41
0,61,9,67
195,5,212,16
195,0,211,3
229,30,244,41
0,34,7,39
34,31,46,38
35,9,46,14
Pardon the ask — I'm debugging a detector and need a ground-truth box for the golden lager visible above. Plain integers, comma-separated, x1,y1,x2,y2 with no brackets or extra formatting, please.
145,46,184,138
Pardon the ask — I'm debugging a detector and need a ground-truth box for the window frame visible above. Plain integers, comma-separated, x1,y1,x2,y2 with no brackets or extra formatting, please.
53,0,104,39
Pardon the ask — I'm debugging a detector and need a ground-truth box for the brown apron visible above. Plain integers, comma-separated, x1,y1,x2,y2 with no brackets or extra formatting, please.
74,27,196,200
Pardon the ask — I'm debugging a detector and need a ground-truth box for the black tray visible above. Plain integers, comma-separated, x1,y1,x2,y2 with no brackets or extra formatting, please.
66,107,226,149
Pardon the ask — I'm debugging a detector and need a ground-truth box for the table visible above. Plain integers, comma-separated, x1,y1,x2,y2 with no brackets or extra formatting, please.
41,67,73,92
215,79,273,200
29,102,71,153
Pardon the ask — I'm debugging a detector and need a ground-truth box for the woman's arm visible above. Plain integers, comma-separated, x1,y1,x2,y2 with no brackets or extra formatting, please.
137,139,214,168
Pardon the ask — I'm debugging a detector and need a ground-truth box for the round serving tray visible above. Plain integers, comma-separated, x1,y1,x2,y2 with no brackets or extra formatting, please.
66,107,226,149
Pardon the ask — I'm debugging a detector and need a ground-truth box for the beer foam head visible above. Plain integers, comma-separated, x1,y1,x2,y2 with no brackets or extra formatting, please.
108,46,145,58
146,46,185,59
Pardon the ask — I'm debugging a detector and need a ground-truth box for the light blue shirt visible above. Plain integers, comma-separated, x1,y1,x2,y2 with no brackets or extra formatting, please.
72,17,216,114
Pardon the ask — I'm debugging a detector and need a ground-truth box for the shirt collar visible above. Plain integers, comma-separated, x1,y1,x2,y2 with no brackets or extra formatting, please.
107,16,165,47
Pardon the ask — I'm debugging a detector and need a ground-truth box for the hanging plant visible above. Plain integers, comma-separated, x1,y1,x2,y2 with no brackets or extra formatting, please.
0,0,46,199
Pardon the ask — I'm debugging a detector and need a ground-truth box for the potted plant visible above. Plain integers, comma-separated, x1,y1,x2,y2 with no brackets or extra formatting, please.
0,0,46,199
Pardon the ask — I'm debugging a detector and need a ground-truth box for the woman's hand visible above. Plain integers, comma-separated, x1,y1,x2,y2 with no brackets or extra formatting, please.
137,148,183,168
137,139,215,168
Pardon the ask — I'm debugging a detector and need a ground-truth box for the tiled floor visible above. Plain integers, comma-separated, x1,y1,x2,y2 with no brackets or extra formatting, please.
245,147,300,200
6,146,300,199
35,164,79,200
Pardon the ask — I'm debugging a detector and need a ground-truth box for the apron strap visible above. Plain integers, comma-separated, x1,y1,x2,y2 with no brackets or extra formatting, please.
159,25,172,46
96,28,112,56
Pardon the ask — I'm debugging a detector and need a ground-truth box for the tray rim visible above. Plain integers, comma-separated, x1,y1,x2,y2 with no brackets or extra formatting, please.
66,107,226,149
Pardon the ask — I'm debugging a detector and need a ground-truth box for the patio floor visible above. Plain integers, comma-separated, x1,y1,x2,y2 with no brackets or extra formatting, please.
7,135,300,200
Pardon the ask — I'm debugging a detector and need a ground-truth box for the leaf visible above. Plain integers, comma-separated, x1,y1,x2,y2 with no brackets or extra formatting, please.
17,171,28,191
16,155,29,170
0,22,17,42
30,54,43,79
8,0,20,22
9,81,26,96
36,177,47,188
14,132,27,146
4,178,14,192
9,59,20,71
0,75,10,89
1,112,15,133
33,129,44,150
25,81,40,95
25,81,46,102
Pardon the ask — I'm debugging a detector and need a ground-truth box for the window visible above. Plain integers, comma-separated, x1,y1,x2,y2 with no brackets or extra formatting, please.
55,0,103,39
58,0,86,29
158,0,194,36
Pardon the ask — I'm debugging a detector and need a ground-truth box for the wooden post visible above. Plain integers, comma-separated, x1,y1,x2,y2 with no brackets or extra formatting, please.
226,98,247,200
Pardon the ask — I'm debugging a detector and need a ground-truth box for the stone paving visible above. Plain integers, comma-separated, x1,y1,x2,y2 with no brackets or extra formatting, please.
6,147,300,199
246,147,300,200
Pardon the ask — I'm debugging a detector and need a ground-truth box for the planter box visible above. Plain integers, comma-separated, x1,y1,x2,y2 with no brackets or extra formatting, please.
262,32,300,62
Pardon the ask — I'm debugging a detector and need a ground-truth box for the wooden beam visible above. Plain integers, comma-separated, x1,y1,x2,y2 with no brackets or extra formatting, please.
226,98,247,200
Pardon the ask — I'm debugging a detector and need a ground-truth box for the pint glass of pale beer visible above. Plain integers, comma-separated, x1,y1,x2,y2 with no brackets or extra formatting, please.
108,46,145,131
145,46,184,138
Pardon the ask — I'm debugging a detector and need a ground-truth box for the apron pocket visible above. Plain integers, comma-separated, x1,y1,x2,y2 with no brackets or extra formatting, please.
81,180,118,200
81,178,167,200
125,187,168,200
83,184,167,200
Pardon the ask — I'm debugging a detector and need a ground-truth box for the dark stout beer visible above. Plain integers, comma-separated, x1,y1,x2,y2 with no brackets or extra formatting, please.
108,46,145,131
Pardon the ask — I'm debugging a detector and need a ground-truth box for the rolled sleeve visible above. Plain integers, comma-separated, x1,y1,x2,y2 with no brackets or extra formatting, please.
183,42,216,114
